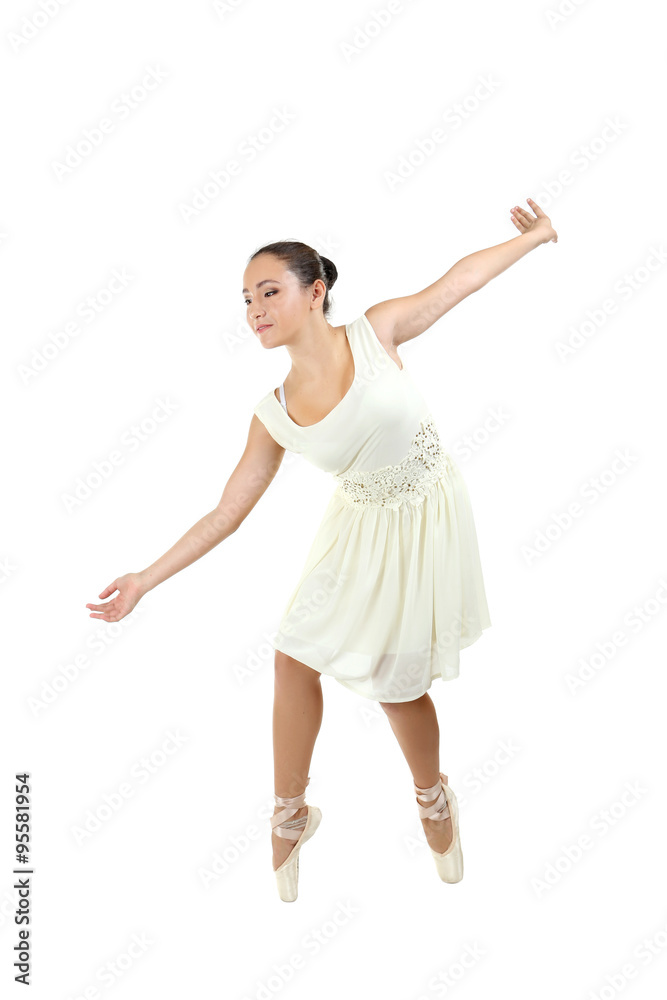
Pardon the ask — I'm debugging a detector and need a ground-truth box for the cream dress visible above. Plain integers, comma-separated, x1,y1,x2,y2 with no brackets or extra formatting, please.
253,312,491,703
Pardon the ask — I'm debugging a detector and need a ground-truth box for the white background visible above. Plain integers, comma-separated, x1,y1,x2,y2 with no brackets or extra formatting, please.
2,0,666,997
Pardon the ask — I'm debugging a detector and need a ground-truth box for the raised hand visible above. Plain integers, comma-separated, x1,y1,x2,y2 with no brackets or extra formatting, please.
86,572,145,623
510,198,558,244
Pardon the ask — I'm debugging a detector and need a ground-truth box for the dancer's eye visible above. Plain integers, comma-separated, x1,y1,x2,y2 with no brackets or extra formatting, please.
244,290,277,305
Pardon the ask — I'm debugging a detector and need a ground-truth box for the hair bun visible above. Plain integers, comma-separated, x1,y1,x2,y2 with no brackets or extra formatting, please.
319,254,338,289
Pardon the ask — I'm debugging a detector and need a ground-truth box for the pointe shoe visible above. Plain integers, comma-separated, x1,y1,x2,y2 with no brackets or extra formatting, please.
270,777,322,902
414,772,464,883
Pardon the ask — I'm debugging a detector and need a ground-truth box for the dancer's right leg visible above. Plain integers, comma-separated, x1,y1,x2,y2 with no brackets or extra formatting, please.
272,650,323,871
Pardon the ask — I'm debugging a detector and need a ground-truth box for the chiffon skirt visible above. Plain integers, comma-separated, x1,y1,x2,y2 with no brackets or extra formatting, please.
271,453,492,703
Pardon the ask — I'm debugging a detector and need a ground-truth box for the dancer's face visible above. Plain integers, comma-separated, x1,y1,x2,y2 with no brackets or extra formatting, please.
242,255,324,348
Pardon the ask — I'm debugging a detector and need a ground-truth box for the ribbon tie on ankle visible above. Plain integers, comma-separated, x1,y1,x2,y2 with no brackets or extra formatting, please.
271,777,310,841
414,776,451,821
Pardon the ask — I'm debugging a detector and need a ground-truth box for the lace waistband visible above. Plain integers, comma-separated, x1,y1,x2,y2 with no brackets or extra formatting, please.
332,415,451,509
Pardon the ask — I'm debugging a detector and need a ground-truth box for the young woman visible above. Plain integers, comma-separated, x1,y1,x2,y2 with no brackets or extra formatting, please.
86,200,557,902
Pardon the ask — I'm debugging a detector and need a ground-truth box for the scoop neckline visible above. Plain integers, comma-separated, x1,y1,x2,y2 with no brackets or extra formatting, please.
273,322,357,430
271,314,406,429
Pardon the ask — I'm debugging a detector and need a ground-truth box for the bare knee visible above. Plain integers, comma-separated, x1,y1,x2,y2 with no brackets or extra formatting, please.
274,650,322,685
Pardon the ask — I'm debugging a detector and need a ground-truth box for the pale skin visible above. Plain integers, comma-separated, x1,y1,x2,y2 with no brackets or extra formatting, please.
86,198,557,871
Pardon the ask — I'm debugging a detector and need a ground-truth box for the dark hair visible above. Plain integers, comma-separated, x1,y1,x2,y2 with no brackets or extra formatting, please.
247,240,338,318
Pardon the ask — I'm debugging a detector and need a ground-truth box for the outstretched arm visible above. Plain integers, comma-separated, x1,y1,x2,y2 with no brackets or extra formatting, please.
366,198,558,348
85,415,285,623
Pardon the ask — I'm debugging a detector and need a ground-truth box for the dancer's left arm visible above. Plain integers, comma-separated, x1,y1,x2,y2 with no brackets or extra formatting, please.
367,198,558,348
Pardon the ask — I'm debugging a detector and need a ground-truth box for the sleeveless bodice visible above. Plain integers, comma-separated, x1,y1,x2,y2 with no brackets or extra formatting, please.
253,313,437,480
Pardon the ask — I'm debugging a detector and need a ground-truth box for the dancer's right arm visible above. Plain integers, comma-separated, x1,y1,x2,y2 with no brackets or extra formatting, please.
85,415,286,623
